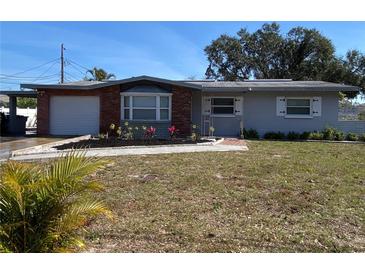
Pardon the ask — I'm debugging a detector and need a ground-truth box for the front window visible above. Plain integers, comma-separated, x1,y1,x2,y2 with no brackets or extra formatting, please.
211,98,235,115
122,94,171,121
286,98,311,116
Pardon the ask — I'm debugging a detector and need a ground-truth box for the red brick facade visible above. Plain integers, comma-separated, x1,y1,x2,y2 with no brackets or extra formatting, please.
37,85,121,135
37,83,193,136
171,86,192,136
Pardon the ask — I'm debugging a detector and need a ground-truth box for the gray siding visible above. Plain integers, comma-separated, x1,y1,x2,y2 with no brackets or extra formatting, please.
193,92,244,136
191,91,202,127
209,116,242,136
191,90,365,137
120,120,171,139
244,91,339,136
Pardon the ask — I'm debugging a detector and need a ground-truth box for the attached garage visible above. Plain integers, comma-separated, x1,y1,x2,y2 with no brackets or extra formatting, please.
49,96,100,135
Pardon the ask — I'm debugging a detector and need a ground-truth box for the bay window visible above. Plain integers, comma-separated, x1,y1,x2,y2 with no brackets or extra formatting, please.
121,94,171,121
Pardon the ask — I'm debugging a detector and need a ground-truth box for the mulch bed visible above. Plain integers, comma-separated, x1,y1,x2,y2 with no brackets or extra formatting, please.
54,138,214,150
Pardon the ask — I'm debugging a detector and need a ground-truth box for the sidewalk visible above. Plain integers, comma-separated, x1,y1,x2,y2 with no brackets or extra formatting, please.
9,142,248,161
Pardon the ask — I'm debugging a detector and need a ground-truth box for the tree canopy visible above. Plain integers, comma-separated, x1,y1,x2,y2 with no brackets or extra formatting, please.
204,23,365,98
17,97,37,108
85,67,116,81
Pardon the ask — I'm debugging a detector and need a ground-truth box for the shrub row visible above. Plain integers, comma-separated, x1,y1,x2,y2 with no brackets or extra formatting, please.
306,127,365,142
242,127,365,142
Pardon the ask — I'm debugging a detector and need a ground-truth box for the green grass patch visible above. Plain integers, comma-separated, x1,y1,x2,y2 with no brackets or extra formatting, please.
85,141,365,252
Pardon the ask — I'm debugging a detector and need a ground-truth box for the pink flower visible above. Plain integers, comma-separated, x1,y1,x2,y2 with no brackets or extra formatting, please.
168,125,176,134
144,126,156,139
168,125,179,139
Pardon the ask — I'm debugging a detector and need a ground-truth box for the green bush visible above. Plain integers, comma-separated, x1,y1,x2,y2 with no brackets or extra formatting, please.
359,133,365,142
322,127,346,141
334,131,346,141
242,128,259,139
264,131,285,140
287,131,301,140
300,131,311,140
308,131,324,140
322,127,337,140
346,132,358,141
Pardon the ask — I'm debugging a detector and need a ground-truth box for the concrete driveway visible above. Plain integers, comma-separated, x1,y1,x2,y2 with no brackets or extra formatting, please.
0,136,64,159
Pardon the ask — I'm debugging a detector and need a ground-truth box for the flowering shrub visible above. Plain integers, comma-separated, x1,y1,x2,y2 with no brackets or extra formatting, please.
144,126,156,140
125,127,134,140
191,124,200,142
168,125,178,140
116,127,122,138
117,122,134,140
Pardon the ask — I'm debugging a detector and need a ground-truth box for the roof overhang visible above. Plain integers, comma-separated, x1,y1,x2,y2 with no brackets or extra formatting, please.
21,75,202,91
201,86,360,93
0,90,37,97
19,76,361,93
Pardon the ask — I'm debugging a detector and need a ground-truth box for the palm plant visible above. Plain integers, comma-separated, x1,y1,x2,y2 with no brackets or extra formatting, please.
86,67,116,81
0,152,113,252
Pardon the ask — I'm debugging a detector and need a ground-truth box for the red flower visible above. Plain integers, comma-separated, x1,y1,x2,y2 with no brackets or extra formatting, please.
168,125,176,134
144,126,156,139
168,125,178,139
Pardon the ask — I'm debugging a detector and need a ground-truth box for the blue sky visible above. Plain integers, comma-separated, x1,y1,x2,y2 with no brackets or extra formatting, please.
1,21,365,91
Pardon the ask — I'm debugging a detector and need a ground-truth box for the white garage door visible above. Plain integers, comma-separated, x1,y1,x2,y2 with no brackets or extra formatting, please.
50,96,100,135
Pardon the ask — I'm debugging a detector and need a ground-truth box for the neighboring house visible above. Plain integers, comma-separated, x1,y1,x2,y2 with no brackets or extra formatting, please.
0,107,37,128
19,75,365,137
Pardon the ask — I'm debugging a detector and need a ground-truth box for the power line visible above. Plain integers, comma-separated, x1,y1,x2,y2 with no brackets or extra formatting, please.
67,59,91,71
0,74,60,84
0,77,60,85
33,62,59,83
64,71,80,82
0,73,60,80
0,58,60,77
66,60,88,76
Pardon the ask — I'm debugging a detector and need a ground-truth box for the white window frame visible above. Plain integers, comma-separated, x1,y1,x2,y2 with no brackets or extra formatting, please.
210,97,236,117
285,97,313,119
121,92,172,121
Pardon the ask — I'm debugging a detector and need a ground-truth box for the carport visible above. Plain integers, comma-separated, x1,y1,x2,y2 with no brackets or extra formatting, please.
0,90,37,135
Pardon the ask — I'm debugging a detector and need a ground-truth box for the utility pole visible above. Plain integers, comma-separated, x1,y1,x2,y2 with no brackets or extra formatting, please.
60,43,65,83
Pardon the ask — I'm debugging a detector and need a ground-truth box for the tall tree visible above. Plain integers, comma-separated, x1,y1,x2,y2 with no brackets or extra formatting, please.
86,67,116,81
205,23,364,98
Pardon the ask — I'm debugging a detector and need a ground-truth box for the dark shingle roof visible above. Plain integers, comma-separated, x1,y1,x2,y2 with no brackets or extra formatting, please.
20,76,200,91
20,75,360,92
182,80,360,92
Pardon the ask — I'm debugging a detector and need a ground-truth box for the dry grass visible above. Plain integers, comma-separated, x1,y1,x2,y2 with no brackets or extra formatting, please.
85,141,365,252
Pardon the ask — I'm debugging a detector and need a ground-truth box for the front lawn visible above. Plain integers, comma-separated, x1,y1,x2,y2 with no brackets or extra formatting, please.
86,141,365,252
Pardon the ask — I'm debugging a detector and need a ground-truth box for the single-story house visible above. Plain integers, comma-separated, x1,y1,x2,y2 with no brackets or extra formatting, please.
20,75,365,138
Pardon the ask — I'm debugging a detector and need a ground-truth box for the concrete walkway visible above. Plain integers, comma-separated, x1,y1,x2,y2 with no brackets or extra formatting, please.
5,137,248,161
9,143,248,161
0,136,64,159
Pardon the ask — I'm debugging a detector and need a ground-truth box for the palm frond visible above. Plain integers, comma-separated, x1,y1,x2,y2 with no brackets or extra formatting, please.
53,199,113,233
45,151,107,182
0,152,113,252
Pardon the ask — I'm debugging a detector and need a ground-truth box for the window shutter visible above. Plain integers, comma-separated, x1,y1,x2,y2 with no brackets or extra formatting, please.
202,96,211,115
234,96,243,116
276,96,286,116
312,97,322,116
